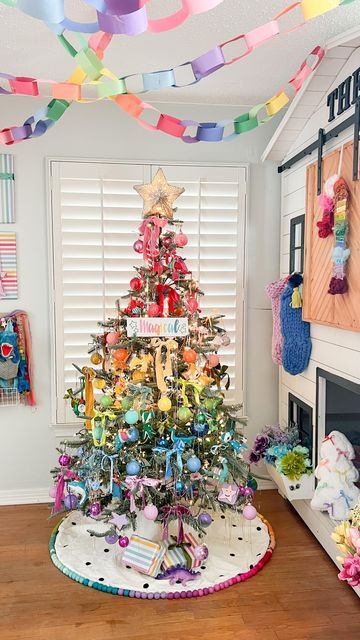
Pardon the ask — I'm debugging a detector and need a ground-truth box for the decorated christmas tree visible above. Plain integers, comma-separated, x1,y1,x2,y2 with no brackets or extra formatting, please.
50,169,256,566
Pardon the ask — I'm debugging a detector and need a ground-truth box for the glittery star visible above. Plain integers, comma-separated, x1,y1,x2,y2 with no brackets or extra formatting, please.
109,512,128,530
134,168,184,218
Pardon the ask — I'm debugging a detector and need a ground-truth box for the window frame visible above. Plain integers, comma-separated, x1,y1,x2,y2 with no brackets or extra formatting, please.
47,158,249,435
289,213,305,274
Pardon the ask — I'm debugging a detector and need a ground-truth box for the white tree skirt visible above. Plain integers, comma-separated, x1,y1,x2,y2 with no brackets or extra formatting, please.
50,510,275,599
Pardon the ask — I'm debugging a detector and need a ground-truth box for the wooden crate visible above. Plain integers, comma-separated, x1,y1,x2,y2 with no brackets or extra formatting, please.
303,142,360,331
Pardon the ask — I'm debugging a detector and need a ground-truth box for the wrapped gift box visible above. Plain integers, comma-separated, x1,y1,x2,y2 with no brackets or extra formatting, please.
121,535,166,577
162,532,204,570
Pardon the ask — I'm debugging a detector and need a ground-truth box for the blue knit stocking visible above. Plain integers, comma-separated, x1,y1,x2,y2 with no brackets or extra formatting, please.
280,274,312,375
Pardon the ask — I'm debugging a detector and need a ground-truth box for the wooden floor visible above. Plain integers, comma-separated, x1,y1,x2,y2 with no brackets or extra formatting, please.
0,490,359,640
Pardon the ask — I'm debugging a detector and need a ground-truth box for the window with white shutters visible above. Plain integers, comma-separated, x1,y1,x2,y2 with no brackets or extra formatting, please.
49,160,247,426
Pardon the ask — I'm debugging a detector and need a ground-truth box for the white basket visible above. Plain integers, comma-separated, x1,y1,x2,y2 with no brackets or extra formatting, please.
0,387,20,407
265,462,315,501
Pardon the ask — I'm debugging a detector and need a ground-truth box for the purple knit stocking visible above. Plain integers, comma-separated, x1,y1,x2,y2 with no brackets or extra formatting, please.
265,277,289,365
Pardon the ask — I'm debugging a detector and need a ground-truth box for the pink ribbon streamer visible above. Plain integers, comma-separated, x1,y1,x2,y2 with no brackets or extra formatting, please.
124,475,160,512
138,216,168,267
161,505,191,544
54,468,75,513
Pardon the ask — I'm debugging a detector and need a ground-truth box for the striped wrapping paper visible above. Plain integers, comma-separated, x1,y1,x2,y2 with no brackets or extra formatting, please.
121,535,166,576
162,532,203,570
0,155,15,223
0,233,17,299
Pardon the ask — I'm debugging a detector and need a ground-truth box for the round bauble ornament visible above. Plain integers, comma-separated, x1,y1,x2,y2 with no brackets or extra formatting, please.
186,297,199,314
132,370,145,383
243,504,257,520
194,544,209,562
90,352,102,365
129,277,143,291
244,487,254,498
105,533,119,545
177,406,192,423
94,378,106,390
126,460,141,476
162,235,173,249
191,422,209,437
49,485,59,499
203,397,218,412
221,334,231,347
124,409,139,425
106,332,120,346
113,348,128,362
174,232,188,247
133,239,144,253
158,438,169,448
174,307,184,317
143,504,158,521
119,536,129,548
175,479,185,493
127,427,139,442
100,395,113,409
247,476,258,491
64,494,78,510
148,302,160,317
207,354,220,368
158,396,172,412
121,396,132,411
89,502,102,517
196,412,207,424
118,429,129,442
183,348,196,364
58,453,71,467
186,456,201,473
198,512,213,527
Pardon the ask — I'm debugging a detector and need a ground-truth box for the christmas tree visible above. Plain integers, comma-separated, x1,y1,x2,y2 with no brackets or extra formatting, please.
51,169,255,555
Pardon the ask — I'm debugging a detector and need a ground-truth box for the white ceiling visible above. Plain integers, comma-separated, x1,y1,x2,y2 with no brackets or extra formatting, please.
1,0,360,106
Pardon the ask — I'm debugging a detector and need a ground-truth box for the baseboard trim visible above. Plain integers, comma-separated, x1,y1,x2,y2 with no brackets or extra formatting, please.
0,488,50,505
257,479,276,490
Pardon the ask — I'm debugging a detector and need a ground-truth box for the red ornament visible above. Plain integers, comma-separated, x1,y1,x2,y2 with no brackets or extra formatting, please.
207,354,219,368
148,303,160,317
174,307,184,317
174,232,188,247
129,277,143,292
162,235,173,249
187,297,199,314
133,239,144,253
106,332,120,346
183,348,197,364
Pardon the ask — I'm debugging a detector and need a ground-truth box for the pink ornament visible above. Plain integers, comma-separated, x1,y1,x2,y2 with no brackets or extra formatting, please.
106,332,120,346
244,487,254,498
119,430,129,442
162,235,173,248
119,535,129,548
186,297,199,314
148,303,160,317
89,502,101,517
130,277,143,291
143,504,158,521
133,239,144,253
174,232,188,247
49,486,59,499
194,544,208,562
243,504,257,520
207,354,219,368
58,454,71,467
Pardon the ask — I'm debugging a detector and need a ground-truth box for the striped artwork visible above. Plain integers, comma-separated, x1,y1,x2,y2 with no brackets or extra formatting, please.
0,154,15,223
0,233,17,299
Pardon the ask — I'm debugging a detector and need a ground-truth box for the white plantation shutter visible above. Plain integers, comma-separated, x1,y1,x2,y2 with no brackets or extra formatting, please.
49,160,246,425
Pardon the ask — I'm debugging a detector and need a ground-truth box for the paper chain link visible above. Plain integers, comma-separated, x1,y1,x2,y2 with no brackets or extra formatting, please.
0,0,357,145
3,0,225,35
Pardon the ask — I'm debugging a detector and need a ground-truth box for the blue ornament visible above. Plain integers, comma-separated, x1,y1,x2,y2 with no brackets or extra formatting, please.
128,427,139,442
175,479,185,493
126,460,140,476
124,409,139,425
158,438,169,448
186,456,201,473
191,422,209,437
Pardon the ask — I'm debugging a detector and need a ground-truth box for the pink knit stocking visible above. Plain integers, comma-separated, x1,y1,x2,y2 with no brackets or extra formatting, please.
265,277,289,365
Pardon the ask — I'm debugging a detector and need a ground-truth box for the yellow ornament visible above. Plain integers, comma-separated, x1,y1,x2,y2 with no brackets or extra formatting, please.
132,370,145,383
113,400,121,409
158,396,172,412
90,352,102,365
94,378,106,390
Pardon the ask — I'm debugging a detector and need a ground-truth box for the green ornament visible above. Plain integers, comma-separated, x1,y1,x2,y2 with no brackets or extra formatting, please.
204,398,217,412
177,406,192,422
209,419,219,433
196,412,207,425
247,476,258,491
100,395,113,408
121,397,133,410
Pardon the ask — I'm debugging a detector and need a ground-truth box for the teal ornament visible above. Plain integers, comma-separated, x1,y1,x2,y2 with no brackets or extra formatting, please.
247,476,258,491
93,424,103,442
186,456,201,473
158,438,169,448
126,460,140,476
191,422,209,437
124,409,139,425
128,427,139,442
175,479,185,493
67,480,88,506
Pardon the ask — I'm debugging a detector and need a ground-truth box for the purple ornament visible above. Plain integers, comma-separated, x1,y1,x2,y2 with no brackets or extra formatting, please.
133,239,143,253
244,487,254,498
64,494,78,510
238,485,246,496
198,512,213,527
105,533,119,545
89,502,101,517
243,504,257,520
58,453,71,467
118,536,129,548
194,544,209,562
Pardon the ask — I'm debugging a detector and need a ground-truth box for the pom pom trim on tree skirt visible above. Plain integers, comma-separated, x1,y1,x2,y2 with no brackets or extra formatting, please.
49,510,275,599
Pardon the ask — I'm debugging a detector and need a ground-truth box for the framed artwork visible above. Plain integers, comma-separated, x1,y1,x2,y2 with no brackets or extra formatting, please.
0,233,17,299
0,154,15,223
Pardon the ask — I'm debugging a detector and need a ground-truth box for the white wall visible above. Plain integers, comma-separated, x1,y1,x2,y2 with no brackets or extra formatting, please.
0,97,280,502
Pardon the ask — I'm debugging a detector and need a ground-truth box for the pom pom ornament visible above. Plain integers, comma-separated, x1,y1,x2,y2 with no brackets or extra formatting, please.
158,396,172,412
126,460,141,476
143,504,159,521
90,352,102,365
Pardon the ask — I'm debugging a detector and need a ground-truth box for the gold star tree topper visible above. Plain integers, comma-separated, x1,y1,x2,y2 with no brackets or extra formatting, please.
134,168,185,219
